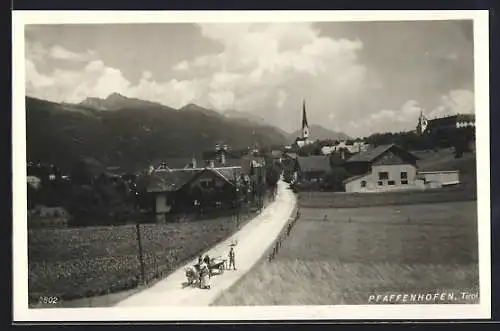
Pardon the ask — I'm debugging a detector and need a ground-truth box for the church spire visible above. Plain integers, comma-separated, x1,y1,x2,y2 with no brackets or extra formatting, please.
301,99,309,139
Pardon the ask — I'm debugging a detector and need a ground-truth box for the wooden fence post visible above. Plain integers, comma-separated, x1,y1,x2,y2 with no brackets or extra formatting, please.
135,223,146,284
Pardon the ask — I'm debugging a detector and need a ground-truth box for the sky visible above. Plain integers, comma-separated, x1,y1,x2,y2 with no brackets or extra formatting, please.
25,20,475,137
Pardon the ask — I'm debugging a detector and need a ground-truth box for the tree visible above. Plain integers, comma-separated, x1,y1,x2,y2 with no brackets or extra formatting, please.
265,161,281,198
27,183,38,210
70,160,93,186
323,167,349,191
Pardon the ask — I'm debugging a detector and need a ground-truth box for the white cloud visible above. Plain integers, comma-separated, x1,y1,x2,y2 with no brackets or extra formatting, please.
174,23,366,113
25,59,55,89
26,23,368,122
173,60,189,71
429,89,475,118
49,45,95,62
85,60,105,72
360,90,475,135
276,89,287,109
362,100,424,134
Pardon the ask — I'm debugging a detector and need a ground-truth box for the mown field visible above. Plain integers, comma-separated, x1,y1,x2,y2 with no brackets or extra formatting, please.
28,211,256,305
214,201,479,305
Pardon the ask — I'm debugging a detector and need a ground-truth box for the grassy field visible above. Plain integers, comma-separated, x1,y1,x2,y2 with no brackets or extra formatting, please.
298,187,476,209
214,201,479,305
28,211,256,305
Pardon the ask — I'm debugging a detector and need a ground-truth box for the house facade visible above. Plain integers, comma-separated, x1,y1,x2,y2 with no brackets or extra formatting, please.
343,144,462,193
295,155,332,183
148,166,243,222
417,170,460,188
343,144,420,193
27,175,42,189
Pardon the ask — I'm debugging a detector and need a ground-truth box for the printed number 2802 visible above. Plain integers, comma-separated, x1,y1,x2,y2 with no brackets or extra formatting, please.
39,296,59,304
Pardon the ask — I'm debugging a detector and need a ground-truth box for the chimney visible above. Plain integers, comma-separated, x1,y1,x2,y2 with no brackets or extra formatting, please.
220,151,226,166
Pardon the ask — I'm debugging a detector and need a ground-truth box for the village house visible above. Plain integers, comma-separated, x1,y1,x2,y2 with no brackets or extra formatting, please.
332,140,369,154
147,166,244,223
343,144,420,192
295,155,332,183
343,144,460,193
240,154,267,187
27,175,42,189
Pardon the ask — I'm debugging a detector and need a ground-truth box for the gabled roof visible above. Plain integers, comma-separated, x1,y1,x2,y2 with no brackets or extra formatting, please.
346,144,418,163
296,155,332,173
147,166,243,193
152,158,196,170
147,169,199,193
271,150,283,157
284,152,298,159
329,153,345,166
211,166,243,184
343,172,371,184
217,158,243,168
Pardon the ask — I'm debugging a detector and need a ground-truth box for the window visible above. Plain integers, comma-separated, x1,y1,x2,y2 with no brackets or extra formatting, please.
378,172,389,180
400,172,408,179
388,180,395,185
401,180,408,185
361,180,367,188
378,181,383,186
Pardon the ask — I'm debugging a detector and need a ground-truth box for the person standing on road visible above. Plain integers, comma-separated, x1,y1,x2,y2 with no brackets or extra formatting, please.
228,247,236,270
199,259,210,289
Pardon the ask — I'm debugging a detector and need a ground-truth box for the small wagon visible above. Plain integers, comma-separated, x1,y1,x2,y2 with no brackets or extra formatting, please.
208,256,227,276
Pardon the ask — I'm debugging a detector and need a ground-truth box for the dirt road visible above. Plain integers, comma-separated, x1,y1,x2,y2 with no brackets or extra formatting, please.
115,179,297,307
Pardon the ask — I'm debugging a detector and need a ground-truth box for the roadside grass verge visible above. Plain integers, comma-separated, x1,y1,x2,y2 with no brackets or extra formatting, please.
28,210,257,306
213,201,479,305
298,187,476,209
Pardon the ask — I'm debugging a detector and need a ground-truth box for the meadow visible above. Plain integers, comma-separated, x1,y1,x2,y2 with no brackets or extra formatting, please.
28,211,255,305
213,200,479,305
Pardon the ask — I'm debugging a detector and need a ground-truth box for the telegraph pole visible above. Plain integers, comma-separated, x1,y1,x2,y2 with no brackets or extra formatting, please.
135,223,146,284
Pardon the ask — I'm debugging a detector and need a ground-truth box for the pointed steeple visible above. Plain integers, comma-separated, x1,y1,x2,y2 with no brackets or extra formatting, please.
301,99,309,139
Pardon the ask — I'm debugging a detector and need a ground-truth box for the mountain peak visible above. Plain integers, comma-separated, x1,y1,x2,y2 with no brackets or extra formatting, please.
179,103,206,111
106,92,128,101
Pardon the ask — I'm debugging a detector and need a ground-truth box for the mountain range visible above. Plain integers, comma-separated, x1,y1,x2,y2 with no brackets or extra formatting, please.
26,93,349,173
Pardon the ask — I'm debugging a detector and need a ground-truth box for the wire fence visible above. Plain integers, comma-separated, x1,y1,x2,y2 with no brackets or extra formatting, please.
267,207,300,262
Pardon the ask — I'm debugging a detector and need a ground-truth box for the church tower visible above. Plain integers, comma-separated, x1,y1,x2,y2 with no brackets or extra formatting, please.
301,100,310,140
416,109,428,135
